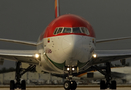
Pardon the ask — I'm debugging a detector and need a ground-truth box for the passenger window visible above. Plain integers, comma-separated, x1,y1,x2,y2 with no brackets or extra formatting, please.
73,27,81,33
81,27,90,35
63,28,71,33
57,28,63,34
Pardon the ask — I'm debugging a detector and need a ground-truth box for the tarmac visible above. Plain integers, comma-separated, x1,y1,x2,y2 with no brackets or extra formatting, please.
0,85,130,90
0,87,131,90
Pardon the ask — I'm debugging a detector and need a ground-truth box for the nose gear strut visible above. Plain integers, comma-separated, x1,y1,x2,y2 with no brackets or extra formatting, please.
64,66,77,90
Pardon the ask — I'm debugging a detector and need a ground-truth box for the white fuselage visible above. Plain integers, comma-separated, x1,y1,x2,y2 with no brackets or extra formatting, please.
37,35,95,74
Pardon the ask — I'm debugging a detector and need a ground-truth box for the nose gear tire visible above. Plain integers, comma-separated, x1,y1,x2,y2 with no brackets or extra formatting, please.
64,81,77,90
64,81,71,90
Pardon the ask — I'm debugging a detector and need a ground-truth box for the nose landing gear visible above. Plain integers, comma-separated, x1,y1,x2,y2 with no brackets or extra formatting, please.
64,80,77,90
64,66,77,90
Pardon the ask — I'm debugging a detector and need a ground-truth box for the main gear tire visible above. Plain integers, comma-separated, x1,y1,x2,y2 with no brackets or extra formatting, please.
110,80,116,89
10,80,15,90
100,80,106,89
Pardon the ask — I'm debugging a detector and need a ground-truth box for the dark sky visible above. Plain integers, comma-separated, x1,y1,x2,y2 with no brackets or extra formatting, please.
0,0,131,68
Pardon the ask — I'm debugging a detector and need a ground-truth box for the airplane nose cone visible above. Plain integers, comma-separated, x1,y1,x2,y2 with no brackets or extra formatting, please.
62,35,82,56
62,35,84,66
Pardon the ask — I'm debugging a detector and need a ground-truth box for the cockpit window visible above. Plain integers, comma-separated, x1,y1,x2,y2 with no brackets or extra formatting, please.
63,28,71,33
57,28,63,34
54,27,63,35
54,27,90,35
54,28,58,35
72,27,81,33
81,27,90,35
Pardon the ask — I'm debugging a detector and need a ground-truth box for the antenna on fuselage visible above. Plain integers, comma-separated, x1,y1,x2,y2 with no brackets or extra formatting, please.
55,0,60,18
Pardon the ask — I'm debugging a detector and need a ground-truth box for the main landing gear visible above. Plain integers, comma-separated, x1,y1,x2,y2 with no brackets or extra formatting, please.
63,66,77,90
94,62,116,90
10,61,36,90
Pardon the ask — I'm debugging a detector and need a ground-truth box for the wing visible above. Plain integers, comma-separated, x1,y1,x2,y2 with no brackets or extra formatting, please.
0,50,39,65
91,50,131,65
96,36,131,43
0,38,37,46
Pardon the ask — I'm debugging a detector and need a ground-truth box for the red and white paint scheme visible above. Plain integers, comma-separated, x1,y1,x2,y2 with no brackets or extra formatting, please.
37,14,96,74
1,0,131,90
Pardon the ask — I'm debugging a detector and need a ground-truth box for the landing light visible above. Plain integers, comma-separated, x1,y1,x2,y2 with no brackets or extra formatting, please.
93,54,97,58
35,53,40,58
72,68,75,71
67,67,70,71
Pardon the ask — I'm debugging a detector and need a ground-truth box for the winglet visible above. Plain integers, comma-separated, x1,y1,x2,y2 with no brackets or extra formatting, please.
55,0,60,18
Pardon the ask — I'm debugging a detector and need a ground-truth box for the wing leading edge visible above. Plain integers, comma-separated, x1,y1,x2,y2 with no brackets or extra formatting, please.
91,50,131,65
96,36,131,43
0,50,39,65
0,38,37,46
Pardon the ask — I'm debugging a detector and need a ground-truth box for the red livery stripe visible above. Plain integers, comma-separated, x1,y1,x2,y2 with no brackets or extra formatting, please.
39,14,95,40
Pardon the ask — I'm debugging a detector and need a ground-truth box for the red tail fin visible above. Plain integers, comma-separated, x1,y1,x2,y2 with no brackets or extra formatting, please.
55,0,60,18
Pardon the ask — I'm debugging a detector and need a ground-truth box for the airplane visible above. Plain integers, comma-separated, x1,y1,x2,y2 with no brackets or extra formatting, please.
77,66,131,84
1,0,131,90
